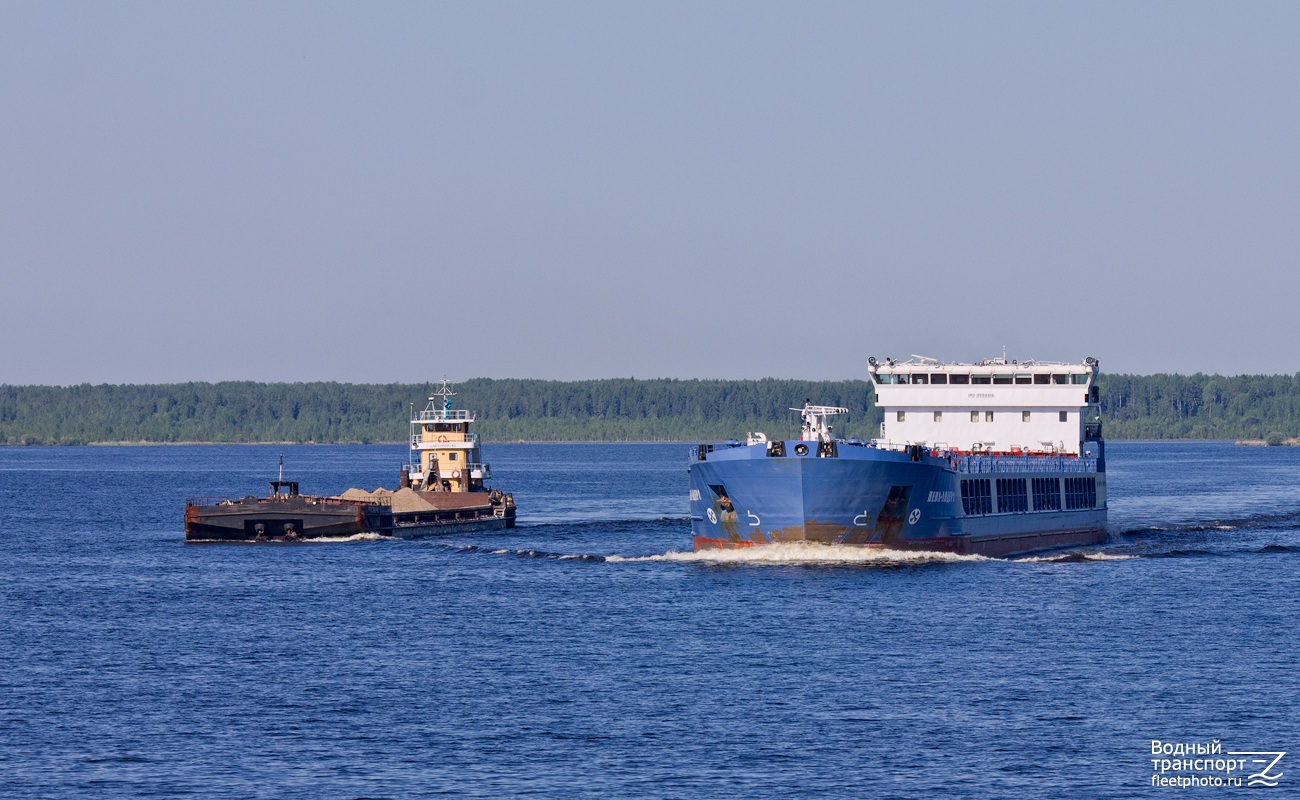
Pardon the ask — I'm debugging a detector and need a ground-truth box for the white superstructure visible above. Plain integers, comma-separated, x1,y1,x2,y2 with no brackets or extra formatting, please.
868,355,1101,456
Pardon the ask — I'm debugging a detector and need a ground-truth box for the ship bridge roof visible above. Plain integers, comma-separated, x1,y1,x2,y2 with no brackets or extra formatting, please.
869,355,1096,373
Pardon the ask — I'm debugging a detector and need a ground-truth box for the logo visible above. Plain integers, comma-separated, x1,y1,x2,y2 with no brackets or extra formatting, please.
1150,740,1286,789
1232,752,1286,788
907,509,922,525
706,507,717,524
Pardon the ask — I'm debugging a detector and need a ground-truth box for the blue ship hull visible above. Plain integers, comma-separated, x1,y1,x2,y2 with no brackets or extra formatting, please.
688,441,1107,558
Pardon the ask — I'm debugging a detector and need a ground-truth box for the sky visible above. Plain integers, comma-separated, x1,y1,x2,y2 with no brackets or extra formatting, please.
2,1,1299,384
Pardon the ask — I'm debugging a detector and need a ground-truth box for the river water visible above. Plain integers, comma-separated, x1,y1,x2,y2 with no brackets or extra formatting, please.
1,441,1297,798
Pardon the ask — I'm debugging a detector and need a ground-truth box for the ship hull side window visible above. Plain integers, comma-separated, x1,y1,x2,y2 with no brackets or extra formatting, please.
1032,477,1062,511
996,478,1028,513
1064,477,1097,509
961,479,992,515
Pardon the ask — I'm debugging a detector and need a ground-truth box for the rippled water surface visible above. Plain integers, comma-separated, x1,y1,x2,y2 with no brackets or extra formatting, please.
2,442,1298,798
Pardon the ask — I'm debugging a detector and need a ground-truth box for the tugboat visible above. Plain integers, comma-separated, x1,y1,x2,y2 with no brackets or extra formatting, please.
184,381,515,541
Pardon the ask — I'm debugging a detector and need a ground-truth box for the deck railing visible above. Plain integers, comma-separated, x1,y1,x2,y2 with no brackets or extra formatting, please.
412,433,478,447
955,455,1097,474
412,409,475,422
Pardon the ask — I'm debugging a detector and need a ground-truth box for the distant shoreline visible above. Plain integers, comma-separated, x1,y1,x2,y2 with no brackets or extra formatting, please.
0,438,1265,447
46,440,696,447
6,377,1300,444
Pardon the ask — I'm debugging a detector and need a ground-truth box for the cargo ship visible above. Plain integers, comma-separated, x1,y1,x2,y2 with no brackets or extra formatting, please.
185,381,515,541
688,355,1107,557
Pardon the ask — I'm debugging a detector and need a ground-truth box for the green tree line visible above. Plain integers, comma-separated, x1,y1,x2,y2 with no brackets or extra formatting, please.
3,374,1300,445
0,379,877,445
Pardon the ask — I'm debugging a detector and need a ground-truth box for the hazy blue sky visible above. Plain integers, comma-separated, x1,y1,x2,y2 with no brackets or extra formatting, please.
3,2,1298,384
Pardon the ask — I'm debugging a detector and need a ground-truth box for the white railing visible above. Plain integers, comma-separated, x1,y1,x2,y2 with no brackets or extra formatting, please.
412,409,475,422
412,433,478,447
413,463,492,481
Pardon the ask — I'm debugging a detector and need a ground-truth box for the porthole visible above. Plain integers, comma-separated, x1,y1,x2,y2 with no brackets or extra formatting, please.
794,444,809,456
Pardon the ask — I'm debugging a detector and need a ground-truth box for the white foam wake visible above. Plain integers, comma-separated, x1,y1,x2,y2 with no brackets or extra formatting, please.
304,532,397,543
606,542,991,566
1014,551,1138,562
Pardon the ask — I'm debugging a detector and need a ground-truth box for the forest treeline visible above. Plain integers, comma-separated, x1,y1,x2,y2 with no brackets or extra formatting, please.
2,373,1300,445
0,379,876,445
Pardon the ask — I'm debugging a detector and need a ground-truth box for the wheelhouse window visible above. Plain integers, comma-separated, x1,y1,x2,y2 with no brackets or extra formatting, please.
950,374,970,384
985,411,994,422
1052,374,1070,384
934,411,942,422
1059,411,1068,422
911,374,927,384
971,376,991,384
1022,411,1031,422
993,375,1013,385
1015,375,1032,384
971,411,979,422
931,374,948,384
1071,374,1089,384
897,411,905,422
1034,374,1051,384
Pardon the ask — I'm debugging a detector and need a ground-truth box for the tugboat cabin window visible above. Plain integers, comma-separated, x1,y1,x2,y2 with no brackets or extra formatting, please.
950,374,969,384
1022,411,1031,422
1059,411,1068,422
993,375,1013,385
1034,374,1051,384
1015,375,1032,384
934,411,942,422
931,374,948,384
896,374,910,384
911,374,927,384
448,453,458,461
971,411,979,422
1053,374,1070,384
897,411,905,422
985,411,994,422
971,376,991,384
1071,374,1089,384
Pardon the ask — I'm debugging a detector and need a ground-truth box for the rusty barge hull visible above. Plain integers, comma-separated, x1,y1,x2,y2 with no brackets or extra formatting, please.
184,491,515,542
